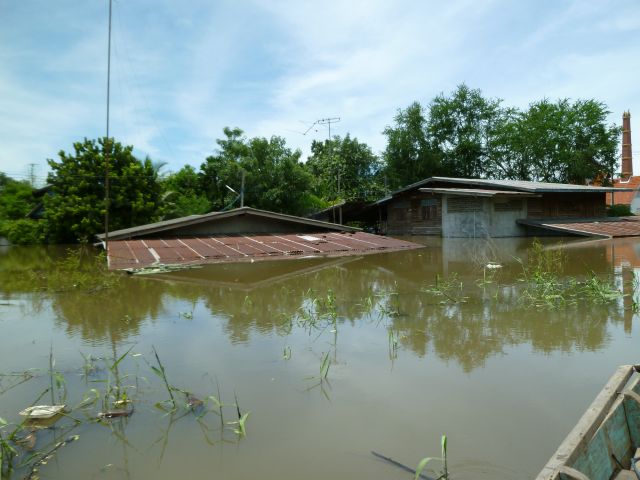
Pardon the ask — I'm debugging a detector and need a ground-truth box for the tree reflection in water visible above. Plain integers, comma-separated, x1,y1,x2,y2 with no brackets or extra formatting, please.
0,238,633,371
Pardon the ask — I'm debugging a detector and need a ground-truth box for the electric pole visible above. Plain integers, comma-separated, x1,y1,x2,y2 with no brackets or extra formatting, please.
27,163,37,187
104,0,113,255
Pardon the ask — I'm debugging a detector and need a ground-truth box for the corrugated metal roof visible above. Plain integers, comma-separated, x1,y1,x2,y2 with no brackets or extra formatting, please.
106,231,423,271
518,218,640,238
429,177,632,193
376,177,632,204
419,188,541,197
97,207,359,241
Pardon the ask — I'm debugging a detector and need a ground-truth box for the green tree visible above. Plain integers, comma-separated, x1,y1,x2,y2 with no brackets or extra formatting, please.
306,134,385,201
428,84,505,179
490,99,619,183
45,138,161,243
0,175,36,220
200,128,316,216
199,127,246,211
383,102,443,188
0,174,43,244
160,165,210,219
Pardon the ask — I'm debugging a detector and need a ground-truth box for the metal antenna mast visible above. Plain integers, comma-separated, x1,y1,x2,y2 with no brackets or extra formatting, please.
104,0,113,255
302,117,341,136
306,117,342,223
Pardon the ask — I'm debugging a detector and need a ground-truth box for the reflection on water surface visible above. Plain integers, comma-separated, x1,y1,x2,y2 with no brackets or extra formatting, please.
0,237,637,479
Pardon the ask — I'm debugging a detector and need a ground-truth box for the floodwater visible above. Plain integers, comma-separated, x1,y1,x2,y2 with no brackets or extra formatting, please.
0,237,638,479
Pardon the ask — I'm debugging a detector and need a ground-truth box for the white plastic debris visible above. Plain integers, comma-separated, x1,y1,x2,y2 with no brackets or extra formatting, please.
19,405,66,419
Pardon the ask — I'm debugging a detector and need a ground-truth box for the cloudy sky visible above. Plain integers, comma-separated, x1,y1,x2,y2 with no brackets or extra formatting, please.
1,0,639,184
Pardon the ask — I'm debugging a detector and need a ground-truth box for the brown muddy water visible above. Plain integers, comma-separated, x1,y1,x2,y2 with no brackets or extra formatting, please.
0,237,638,479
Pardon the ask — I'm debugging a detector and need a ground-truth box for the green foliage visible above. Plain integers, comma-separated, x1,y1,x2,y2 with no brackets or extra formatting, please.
199,128,315,216
383,102,444,188
160,165,210,219
384,85,621,187
517,240,622,308
607,203,632,217
492,99,619,184
44,138,161,243
428,84,505,179
0,176,36,220
0,219,46,245
306,134,385,201
415,434,449,480
27,248,121,292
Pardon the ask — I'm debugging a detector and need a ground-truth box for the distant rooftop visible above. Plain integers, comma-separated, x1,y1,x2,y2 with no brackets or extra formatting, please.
97,207,359,241
373,177,631,204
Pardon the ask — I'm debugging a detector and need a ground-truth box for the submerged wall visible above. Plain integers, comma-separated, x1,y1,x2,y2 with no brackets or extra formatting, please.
441,196,527,238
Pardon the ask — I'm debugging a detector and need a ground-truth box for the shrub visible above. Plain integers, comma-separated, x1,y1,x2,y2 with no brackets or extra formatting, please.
607,204,633,217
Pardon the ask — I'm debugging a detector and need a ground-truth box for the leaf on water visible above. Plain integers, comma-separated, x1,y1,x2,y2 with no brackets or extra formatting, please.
110,345,135,371
415,457,434,480
150,366,164,378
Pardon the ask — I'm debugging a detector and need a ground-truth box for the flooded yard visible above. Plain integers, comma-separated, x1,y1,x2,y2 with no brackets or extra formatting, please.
0,237,638,479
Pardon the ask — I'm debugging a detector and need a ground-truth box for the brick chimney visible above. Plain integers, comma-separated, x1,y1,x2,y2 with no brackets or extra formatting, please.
622,111,633,177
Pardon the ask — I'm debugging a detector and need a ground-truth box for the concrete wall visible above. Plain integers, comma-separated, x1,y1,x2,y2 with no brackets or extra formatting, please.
631,193,640,214
441,196,527,238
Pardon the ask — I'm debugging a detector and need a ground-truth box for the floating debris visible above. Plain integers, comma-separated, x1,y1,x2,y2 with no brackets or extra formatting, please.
97,407,134,419
19,405,66,419
485,263,502,269
186,394,204,410
125,263,203,276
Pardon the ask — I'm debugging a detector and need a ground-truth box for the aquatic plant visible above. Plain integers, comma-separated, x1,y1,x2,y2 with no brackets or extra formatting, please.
151,346,177,411
387,328,399,360
421,274,467,304
517,240,622,308
415,434,449,480
27,248,121,293
283,346,292,360
319,351,331,380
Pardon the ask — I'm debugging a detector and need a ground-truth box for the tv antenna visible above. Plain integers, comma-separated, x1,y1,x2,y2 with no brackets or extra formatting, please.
303,117,341,138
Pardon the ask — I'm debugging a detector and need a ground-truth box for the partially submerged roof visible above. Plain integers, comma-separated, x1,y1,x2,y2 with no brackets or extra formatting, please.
419,187,540,198
97,206,359,241
375,177,631,205
518,217,640,239
106,231,423,271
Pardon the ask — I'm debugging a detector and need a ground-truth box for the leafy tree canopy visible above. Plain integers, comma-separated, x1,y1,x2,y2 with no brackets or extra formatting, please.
428,84,505,179
383,102,443,189
45,138,161,243
490,99,619,184
200,127,317,216
0,174,36,220
306,134,385,202
159,165,210,219
383,85,621,187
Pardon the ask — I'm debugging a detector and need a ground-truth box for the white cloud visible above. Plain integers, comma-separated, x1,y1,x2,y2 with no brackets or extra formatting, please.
0,0,639,177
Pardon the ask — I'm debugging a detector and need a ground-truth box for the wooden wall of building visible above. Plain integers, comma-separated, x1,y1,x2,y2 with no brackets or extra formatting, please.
386,193,442,235
527,193,606,219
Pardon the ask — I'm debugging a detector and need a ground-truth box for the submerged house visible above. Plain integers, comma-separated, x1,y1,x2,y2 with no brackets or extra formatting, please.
96,206,421,271
374,177,635,238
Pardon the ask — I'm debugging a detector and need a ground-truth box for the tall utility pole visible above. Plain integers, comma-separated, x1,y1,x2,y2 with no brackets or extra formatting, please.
317,117,342,223
104,0,113,255
27,163,37,187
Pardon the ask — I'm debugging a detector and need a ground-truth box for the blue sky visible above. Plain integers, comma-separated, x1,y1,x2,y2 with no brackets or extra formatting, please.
1,0,639,184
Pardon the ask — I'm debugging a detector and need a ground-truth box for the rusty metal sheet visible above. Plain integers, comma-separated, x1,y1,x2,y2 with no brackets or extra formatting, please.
106,231,423,270
541,220,640,238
